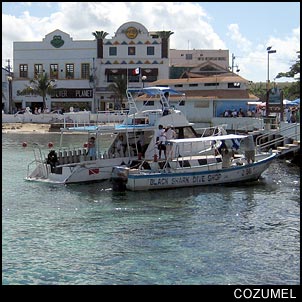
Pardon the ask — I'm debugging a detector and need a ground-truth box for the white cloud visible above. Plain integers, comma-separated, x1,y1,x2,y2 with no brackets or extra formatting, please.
225,23,299,82
2,2,299,82
2,2,225,67
227,24,252,52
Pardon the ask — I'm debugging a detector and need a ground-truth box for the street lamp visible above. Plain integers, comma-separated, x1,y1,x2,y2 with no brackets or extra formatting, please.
267,46,276,91
142,75,147,88
7,76,13,114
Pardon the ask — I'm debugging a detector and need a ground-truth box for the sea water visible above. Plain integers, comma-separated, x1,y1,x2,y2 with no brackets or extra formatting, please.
2,132,300,285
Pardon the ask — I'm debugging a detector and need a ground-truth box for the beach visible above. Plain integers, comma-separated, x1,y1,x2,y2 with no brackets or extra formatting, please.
2,123,51,133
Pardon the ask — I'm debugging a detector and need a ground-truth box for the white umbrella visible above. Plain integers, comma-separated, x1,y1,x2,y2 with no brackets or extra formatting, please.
283,99,291,105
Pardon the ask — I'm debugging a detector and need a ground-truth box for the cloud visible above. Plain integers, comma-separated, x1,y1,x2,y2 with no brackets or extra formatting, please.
2,2,299,82
227,24,252,52
225,23,299,82
2,2,225,67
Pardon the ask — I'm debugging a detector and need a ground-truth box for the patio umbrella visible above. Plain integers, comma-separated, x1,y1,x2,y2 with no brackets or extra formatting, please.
289,98,300,106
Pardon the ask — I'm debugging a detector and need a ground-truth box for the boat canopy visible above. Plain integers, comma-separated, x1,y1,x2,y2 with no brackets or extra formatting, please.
167,134,248,144
127,86,185,96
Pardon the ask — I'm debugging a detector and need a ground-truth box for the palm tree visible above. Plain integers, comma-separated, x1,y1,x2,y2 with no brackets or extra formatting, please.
92,30,109,59
107,76,127,110
18,73,56,111
156,31,174,59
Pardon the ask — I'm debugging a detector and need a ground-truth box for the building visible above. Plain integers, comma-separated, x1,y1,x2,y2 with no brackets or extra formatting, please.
97,21,171,110
136,62,260,127
10,21,173,113
169,49,229,79
2,67,10,113
12,29,96,112
7,20,257,123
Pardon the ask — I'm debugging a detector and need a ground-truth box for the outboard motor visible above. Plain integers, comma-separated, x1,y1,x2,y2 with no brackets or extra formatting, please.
111,166,130,192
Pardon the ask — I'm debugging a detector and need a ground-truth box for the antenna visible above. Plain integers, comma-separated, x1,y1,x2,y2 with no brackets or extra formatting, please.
230,53,240,73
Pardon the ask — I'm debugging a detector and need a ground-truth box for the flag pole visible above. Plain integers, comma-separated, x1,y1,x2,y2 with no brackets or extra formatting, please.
126,67,128,89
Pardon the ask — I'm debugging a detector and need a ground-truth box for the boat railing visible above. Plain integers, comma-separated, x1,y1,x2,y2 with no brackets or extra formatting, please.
126,90,139,115
196,124,228,137
256,122,300,152
27,143,49,178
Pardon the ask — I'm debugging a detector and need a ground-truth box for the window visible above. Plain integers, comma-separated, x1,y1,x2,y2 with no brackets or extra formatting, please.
189,83,198,87
81,63,90,79
228,82,241,88
185,54,193,60
50,64,58,79
108,74,123,83
147,46,154,56
128,47,136,56
143,101,154,106
205,83,219,87
34,64,43,78
66,64,74,79
19,64,28,78
109,47,117,56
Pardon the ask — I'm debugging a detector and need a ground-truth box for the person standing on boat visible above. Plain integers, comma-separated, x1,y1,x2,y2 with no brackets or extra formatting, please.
165,125,176,159
240,135,255,164
219,143,233,168
87,136,96,160
47,150,58,172
115,135,126,157
156,124,167,159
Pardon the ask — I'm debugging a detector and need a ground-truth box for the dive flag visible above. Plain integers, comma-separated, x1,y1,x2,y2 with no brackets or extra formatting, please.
89,168,99,175
132,67,140,75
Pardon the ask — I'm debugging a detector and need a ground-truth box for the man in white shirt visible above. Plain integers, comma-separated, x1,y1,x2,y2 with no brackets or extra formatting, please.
165,125,176,159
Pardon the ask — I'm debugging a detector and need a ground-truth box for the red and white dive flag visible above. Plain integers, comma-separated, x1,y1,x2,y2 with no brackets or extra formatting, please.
132,67,140,75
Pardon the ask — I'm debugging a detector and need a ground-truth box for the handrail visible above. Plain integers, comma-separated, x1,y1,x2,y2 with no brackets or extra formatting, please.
256,123,300,145
256,123,300,151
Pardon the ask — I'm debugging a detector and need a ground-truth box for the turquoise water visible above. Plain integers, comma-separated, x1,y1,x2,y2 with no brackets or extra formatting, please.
2,132,300,285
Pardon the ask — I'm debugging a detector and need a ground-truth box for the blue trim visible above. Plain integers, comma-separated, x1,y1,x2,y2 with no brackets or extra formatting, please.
115,124,150,130
67,126,99,131
127,154,276,180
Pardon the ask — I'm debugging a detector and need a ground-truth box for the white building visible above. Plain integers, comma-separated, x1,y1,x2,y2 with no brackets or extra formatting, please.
2,67,11,113
12,29,96,112
97,21,170,110
10,21,172,113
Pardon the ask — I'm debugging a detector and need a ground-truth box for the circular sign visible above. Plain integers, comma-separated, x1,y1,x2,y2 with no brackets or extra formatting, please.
125,27,138,39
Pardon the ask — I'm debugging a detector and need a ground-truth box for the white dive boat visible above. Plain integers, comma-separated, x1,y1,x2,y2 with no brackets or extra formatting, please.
111,134,277,191
25,87,227,184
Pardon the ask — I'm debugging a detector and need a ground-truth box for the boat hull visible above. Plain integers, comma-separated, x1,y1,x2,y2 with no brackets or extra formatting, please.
25,157,133,184
125,154,276,191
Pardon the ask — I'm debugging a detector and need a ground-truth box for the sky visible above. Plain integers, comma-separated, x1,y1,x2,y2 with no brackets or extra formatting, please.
2,2,300,83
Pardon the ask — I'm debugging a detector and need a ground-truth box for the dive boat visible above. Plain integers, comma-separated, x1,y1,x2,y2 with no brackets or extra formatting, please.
111,134,277,191
25,87,227,184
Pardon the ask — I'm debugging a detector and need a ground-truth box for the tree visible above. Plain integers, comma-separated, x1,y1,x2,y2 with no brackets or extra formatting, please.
275,51,300,100
247,82,267,101
156,31,174,59
92,30,109,59
18,73,56,110
107,76,127,110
